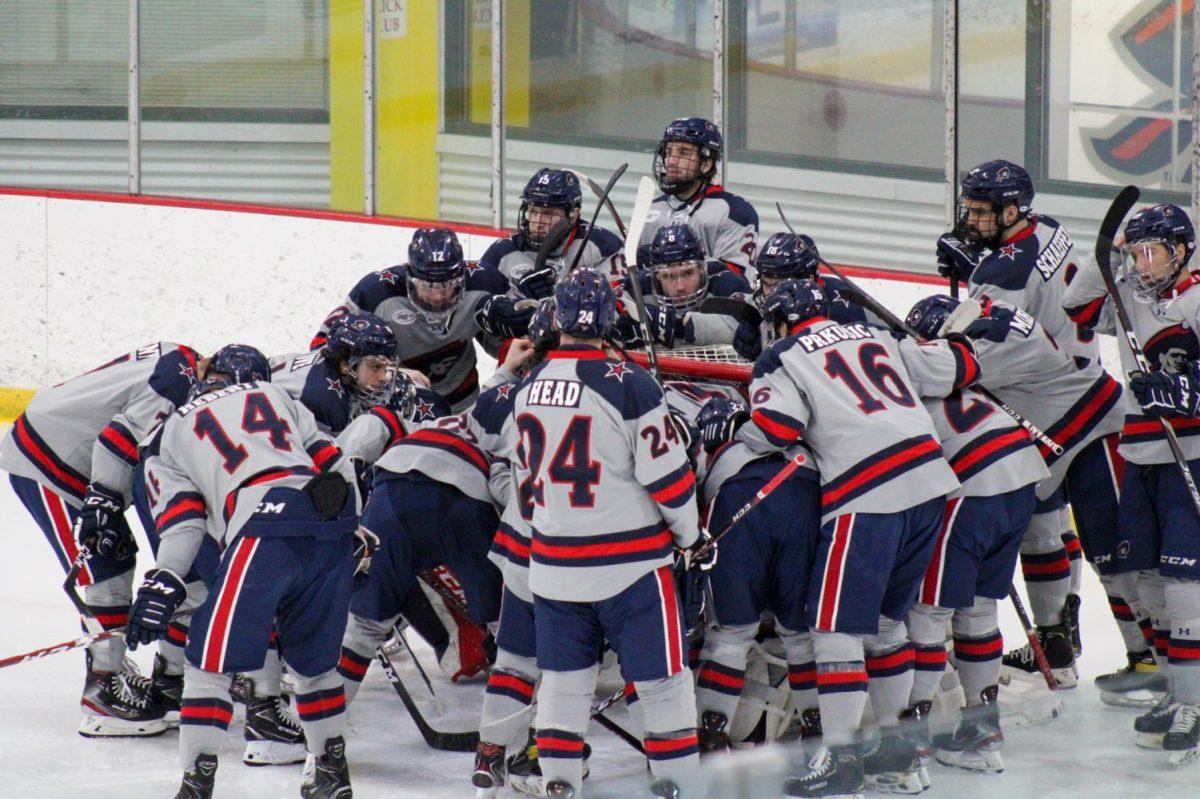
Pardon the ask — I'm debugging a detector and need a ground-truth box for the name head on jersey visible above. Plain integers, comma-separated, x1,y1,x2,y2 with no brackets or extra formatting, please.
648,224,709,312
518,168,582,248
526,378,582,408
905,294,961,340
407,227,466,333
323,311,400,406
191,344,270,399
653,116,722,197
554,269,616,340
957,159,1034,248
754,232,820,305
763,278,829,335
1122,203,1197,303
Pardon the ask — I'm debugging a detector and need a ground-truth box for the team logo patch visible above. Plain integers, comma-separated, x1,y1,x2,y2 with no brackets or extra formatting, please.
605,362,633,382
1117,540,1131,559
645,209,662,223
526,379,582,407
392,309,419,325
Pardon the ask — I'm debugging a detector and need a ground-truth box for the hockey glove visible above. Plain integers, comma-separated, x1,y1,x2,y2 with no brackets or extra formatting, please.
515,265,557,301
475,295,535,339
732,318,763,361
645,304,689,349
74,482,132,559
1130,363,1200,418
697,396,750,454
126,568,188,649
353,525,381,586
936,233,984,282
610,312,647,349
684,528,718,572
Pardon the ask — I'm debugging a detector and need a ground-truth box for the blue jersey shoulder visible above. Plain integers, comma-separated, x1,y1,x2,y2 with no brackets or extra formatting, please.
580,223,623,257
410,387,452,422
707,262,752,296
347,266,408,313
299,357,354,433
576,358,664,421
480,236,523,270
711,189,759,230
471,379,520,435
148,344,201,407
751,336,795,381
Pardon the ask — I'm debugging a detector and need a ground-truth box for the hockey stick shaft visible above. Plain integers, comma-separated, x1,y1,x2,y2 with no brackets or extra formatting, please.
772,204,1063,456
566,162,628,275
1091,186,1200,523
0,628,124,670
394,624,438,700
572,169,628,238
622,176,663,380
374,646,479,752
692,450,807,561
594,710,645,754
63,549,106,636
1007,584,1059,691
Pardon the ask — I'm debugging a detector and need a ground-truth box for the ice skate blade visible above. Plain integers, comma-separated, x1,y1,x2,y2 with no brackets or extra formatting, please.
163,709,181,726
1170,747,1199,768
474,786,500,799
78,714,170,738
933,748,1004,774
510,774,547,796
782,788,863,799
1100,689,1164,709
243,739,307,766
1135,733,1165,750
999,665,1077,689
917,766,931,790
865,769,926,794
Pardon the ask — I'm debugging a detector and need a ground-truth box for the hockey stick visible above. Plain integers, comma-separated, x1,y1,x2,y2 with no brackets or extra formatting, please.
63,549,106,636
393,623,439,703
622,176,663,380
772,203,1063,457
566,162,629,275
570,169,628,238
691,450,807,561
698,295,763,327
1091,185,1200,523
374,645,479,752
0,628,124,670
533,219,574,274
1007,586,1059,691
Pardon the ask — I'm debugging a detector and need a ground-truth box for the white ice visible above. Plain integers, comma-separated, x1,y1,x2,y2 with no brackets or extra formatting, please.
0,426,1190,798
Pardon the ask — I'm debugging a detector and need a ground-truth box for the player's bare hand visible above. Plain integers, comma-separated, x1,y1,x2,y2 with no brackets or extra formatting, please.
400,368,430,389
503,338,537,374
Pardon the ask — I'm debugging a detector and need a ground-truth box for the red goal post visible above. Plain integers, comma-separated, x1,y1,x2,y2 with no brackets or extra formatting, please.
623,344,753,386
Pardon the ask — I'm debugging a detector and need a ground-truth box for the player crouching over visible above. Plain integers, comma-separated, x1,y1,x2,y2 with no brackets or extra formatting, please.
511,270,711,799
131,345,360,799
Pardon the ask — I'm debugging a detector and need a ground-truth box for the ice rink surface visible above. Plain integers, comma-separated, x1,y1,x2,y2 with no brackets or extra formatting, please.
0,427,1191,799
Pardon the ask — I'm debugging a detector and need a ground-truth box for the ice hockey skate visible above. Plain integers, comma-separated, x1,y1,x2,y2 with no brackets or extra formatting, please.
1095,650,1168,708
934,687,1005,774
999,625,1077,688
471,741,506,798
173,753,218,799
1135,693,1180,750
301,735,352,799
784,744,865,799
242,686,307,766
78,655,171,738
1164,704,1200,768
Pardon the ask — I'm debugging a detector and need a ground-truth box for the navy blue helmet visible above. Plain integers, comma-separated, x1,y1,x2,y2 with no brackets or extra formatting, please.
654,117,723,194
960,159,1034,213
518,168,582,246
193,344,270,398
324,312,400,405
905,294,961,341
1123,203,1197,301
647,224,709,312
554,269,617,339
762,278,828,330
755,232,821,282
527,297,559,351
406,227,466,331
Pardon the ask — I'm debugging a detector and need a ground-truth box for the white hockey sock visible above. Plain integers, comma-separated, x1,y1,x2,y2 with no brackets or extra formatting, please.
1019,509,1070,626
695,623,756,726
813,631,867,745
637,670,704,798
535,665,597,794
906,603,951,705
338,612,397,705
290,667,348,754
179,664,234,769
952,598,1002,703
865,618,913,727
778,625,819,715
479,650,539,750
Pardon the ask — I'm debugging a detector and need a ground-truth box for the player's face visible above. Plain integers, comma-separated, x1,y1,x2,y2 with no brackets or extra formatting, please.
759,274,782,297
664,141,703,184
657,261,705,299
353,355,398,393
527,204,567,241
1127,240,1177,285
410,276,463,311
962,198,1000,244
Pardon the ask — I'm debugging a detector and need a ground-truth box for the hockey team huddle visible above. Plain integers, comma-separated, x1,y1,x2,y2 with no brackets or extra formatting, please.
5,115,1200,799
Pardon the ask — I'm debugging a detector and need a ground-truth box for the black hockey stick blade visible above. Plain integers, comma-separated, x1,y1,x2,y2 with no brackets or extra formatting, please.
571,169,628,237
534,219,574,274
593,710,645,754
1094,185,1140,271
698,295,763,327
375,648,479,752
566,162,628,274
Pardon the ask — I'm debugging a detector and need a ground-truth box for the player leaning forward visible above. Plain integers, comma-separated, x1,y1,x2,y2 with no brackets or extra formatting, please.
510,270,709,799
1064,203,1200,760
738,279,979,797
129,346,361,799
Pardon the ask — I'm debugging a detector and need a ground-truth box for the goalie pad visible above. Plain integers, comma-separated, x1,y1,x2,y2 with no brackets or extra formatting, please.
727,641,796,746
417,566,493,682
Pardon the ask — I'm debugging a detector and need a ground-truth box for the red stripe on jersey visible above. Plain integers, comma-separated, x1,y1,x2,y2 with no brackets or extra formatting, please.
751,408,801,444
822,438,941,509
310,444,340,470
650,470,695,505
16,417,87,497
370,406,405,446
950,340,979,388
532,529,672,560
952,428,1030,476
1039,378,1121,456
406,429,489,472
492,529,530,559
157,497,206,532
99,425,139,462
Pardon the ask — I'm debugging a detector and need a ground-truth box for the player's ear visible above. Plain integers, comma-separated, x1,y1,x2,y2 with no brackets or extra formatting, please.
1001,203,1020,228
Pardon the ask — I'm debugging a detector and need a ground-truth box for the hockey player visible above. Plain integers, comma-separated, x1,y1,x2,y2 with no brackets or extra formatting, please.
1063,203,1200,759
132,345,360,799
272,311,402,434
934,160,1121,670
738,279,976,797
617,223,753,351
0,341,200,737
898,308,1051,772
690,394,823,753
731,232,874,361
509,270,707,798
481,168,625,298
314,227,534,410
909,294,1127,689
639,117,759,279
